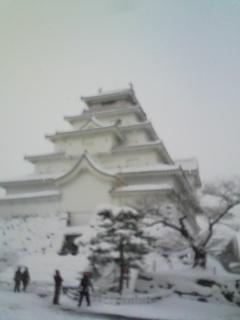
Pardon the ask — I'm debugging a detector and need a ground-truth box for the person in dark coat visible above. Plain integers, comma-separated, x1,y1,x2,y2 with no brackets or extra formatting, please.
53,270,63,305
14,267,22,292
78,272,93,307
21,267,30,291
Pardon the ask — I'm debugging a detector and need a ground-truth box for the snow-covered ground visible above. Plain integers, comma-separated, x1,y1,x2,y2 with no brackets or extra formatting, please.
0,213,91,285
0,213,66,273
1,212,240,319
0,287,92,320
0,286,239,320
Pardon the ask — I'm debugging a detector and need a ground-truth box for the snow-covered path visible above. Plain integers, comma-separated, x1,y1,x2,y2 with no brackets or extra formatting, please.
0,288,93,320
0,287,240,320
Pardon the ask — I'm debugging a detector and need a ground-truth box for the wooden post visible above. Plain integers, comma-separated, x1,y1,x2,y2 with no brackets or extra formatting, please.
118,238,124,294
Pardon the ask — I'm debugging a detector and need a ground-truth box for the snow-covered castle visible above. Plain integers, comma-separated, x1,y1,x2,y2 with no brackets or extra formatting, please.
0,87,201,229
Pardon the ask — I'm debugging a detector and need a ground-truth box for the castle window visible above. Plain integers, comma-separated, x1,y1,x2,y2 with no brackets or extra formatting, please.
101,100,115,106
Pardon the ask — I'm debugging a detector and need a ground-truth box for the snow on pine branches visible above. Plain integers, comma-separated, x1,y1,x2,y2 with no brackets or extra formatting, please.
89,205,153,293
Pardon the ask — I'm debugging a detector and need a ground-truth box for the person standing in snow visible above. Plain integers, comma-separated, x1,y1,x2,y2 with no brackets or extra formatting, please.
14,267,22,292
21,267,30,291
53,270,63,305
78,272,93,307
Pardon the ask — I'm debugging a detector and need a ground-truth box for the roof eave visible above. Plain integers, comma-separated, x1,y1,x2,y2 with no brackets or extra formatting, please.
45,126,124,142
81,88,138,106
0,178,56,188
118,168,180,178
24,152,65,163
111,188,173,195
0,193,61,203
64,105,146,123
159,142,174,164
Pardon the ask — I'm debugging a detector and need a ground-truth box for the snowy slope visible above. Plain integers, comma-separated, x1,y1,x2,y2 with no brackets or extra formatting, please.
0,213,92,286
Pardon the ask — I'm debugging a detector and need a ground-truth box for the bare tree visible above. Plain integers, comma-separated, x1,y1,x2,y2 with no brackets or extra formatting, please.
200,177,240,248
141,195,205,268
141,177,240,268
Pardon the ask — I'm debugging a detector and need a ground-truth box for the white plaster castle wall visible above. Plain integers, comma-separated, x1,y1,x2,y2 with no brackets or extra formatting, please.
34,158,76,175
112,193,173,210
96,149,160,169
1,170,115,224
98,112,139,126
4,183,56,195
123,129,150,145
121,175,176,188
0,198,59,217
59,169,113,225
54,132,118,155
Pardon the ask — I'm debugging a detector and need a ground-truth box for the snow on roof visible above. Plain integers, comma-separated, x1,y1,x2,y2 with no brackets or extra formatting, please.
0,172,64,185
81,87,139,106
175,158,199,172
24,151,65,162
45,124,124,141
118,163,180,175
112,184,173,193
112,140,163,152
0,190,60,201
64,105,146,122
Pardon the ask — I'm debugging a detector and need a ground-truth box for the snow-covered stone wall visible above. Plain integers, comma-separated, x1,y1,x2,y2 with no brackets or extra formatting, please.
0,213,67,271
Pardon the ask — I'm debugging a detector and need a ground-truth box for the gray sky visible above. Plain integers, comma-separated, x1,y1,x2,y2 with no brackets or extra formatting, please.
0,0,239,184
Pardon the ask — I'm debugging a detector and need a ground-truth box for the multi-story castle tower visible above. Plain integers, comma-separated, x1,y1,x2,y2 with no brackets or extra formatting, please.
0,87,201,229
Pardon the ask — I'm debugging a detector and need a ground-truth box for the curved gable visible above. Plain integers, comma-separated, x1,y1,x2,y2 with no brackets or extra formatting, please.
79,116,108,130
56,152,120,186
56,153,123,224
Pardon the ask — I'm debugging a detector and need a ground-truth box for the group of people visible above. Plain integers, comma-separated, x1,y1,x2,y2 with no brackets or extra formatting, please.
13,267,93,306
13,267,30,292
53,270,93,306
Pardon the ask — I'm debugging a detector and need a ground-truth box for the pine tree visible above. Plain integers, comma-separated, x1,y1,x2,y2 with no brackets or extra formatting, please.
89,205,152,293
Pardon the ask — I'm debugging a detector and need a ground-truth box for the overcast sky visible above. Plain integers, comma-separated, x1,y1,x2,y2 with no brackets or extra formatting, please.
0,0,239,184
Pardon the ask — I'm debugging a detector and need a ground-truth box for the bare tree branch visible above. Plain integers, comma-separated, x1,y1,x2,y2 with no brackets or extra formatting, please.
142,177,240,268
